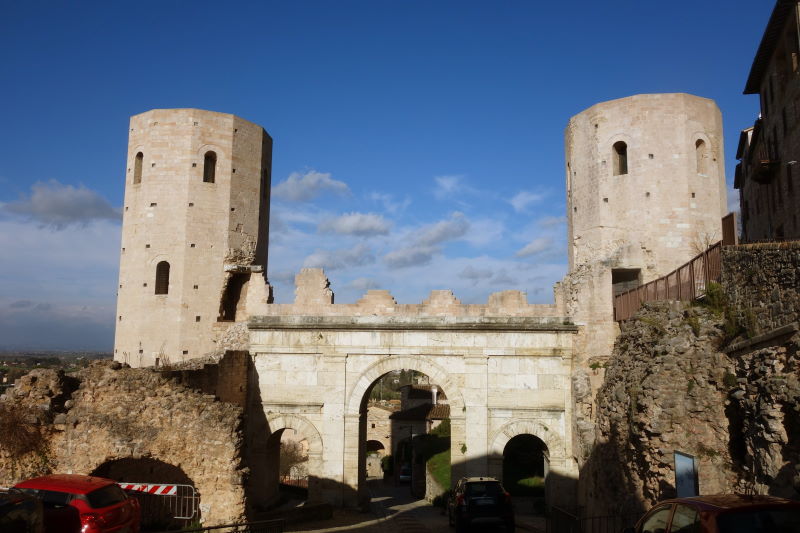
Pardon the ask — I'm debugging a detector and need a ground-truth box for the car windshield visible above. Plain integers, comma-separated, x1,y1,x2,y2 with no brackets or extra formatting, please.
465,482,502,497
717,508,800,533
86,485,127,508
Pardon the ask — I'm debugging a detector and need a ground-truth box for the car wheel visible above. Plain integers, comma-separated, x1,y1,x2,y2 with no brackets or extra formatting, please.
455,516,468,533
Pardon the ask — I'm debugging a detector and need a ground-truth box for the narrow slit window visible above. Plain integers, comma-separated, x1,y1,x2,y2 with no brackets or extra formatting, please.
203,151,217,183
612,142,628,175
695,139,708,175
155,261,170,295
133,152,143,184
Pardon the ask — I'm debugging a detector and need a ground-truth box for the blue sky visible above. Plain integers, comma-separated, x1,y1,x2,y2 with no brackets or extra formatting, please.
0,1,770,350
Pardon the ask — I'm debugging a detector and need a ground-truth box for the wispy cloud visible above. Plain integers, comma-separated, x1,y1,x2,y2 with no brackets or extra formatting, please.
318,212,391,236
384,245,439,269
273,170,349,202
509,190,545,213
303,243,375,270
416,212,469,246
516,237,554,257
537,215,566,228
3,180,120,229
433,175,465,199
368,192,411,214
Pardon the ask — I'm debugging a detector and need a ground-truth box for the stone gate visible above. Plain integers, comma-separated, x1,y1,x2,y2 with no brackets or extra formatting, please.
248,269,579,508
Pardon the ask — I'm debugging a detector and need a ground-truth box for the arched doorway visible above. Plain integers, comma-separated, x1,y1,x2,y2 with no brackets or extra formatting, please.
355,367,453,503
502,434,549,500
91,458,197,530
344,355,467,506
263,414,323,505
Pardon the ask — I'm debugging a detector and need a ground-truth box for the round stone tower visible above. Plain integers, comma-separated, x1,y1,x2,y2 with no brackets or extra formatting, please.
114,109,272,367
561,93,727,364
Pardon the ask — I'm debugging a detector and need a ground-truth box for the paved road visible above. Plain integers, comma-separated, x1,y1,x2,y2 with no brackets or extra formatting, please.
287,479,545,533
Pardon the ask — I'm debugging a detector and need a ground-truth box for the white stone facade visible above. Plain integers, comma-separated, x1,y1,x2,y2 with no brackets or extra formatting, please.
248,269,578,508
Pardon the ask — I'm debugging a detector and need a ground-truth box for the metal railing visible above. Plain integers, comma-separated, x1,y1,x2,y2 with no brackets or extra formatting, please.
547,506,641,533
121,482,198,526
155,519,285,533
279,475,308,489
613,241,723,322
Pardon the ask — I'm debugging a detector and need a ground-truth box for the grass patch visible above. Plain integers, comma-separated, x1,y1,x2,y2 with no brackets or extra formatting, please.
507,476,545,497
428,448,450,489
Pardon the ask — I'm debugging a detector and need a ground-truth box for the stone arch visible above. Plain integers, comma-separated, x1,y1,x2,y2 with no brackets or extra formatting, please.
266,413,323,501
266,413,323,454
488,420,565,461
345,354,465,416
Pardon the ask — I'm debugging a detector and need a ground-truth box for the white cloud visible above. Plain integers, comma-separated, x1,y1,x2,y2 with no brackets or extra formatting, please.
318,212,391,236
368,192,411,214
537,215,567,228
3,180,120,229
509,190,545,213
416,212,469,246
303,243,375,270
516,237,554,257
459,265,493,281
383,245,439,269
348,277,381,291
272,170,349,202
433,175,464,199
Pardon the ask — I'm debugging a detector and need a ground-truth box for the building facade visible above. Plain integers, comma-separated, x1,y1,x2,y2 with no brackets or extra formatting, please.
114,109,273,367
736,0,800,242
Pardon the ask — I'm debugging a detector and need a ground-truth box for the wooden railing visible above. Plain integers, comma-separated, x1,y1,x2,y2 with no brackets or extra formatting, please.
613,241,723,322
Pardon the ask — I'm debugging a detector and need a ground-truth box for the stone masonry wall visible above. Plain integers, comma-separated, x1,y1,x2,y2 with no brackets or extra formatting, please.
0,360,247,526
581,295,800,518
722,241,800,335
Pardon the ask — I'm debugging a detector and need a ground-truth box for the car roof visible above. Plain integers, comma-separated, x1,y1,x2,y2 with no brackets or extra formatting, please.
14,474,115,495
660,494,800,511
460,477,500,483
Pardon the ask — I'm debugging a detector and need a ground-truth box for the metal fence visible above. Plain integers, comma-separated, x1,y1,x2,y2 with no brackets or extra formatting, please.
279,475,308,489
154,519,285,533
120,482,198,526
547,506,641,533
613,241,722,322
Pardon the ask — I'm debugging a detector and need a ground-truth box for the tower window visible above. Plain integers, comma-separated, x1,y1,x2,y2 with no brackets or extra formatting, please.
155,261,170,295
203,151,217,183
133,152,143,184
612,142,628,175
695,139,708,175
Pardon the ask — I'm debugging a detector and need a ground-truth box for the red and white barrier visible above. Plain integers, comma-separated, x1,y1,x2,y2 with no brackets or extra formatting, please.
117,483,178,496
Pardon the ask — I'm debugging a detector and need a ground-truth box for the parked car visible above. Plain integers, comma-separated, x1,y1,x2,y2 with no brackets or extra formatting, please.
0,489,44,533
14,474,140,533
447,476,514,532
398,464,412,483
625,494,800,533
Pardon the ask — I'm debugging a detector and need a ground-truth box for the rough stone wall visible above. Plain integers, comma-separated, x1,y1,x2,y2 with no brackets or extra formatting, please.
722,241,800,335
0,361,247,526
581,296,800,517
579,302,737,516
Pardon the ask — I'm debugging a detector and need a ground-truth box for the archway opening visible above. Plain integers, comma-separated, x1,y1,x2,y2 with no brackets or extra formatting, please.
91,457,197,530
502,434,549,503
263,426,314,507
359,369,451,502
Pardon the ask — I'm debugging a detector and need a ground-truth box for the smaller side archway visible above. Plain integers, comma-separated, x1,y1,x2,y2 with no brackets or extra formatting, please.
265,414,324,503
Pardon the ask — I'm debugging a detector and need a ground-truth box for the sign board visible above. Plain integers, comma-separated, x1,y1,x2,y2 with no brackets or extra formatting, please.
674,451,699,497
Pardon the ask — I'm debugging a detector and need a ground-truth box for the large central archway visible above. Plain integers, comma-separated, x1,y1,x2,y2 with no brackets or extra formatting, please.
344,355,466,505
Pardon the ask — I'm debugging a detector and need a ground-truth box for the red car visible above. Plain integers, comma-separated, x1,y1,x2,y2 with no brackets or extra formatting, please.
14,474,140,533
626,494,800,533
